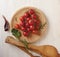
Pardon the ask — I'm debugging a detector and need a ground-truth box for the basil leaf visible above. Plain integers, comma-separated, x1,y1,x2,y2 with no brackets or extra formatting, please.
11,29,28,49
11,28,21,38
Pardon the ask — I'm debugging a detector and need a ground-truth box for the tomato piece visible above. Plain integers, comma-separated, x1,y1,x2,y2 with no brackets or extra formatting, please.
30,25,35,30
26,17,31,21
25,23,29,28
29,9,35,14
21,27,26,31
24,12,30,18
20,16,25,22
31,14,37,19
23,31,29,36
14,24,20,29
35,26,40,30
20,21,24,27
33,19,37,23
36,20,40,24
32,30,38,34
28,19,33,25
27,28,31,32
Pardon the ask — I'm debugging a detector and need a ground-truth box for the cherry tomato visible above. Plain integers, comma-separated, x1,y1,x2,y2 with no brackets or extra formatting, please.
36,26,39,30
25,23,29,27
20,16,25,21
32,14,37,19
20,21,24,27
27,28,31,32
30,25,34,30
32,30,38,34
24,12,30,18
29,9,35,14
33,19,37,23
14,24,20,29
21,27,26,31
26,17,31,21
28,20,33,25
36,20,40,24
23,31,29,36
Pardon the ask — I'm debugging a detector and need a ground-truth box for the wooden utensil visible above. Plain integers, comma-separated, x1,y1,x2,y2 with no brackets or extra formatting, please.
5,36,59,57
5,36,40,57
17,46,40,57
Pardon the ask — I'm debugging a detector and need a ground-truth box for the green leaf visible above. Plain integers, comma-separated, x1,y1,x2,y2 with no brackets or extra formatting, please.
40,22,47,29
11,28,21,38
11,28,28,49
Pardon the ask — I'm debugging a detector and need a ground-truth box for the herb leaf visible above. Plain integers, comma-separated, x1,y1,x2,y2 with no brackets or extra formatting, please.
11,28,28,49
40,22,47,29
11,28,21,38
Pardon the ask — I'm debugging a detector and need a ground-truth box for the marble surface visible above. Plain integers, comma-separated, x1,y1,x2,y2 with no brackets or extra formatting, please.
0,0,60,57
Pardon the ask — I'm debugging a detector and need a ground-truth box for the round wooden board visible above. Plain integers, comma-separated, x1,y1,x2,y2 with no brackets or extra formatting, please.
11,7,48,43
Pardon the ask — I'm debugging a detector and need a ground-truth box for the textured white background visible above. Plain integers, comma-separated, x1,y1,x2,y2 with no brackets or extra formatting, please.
0,0,60,57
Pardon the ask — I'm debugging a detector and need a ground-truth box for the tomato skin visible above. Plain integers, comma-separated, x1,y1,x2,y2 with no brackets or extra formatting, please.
26,17,31,21
19,21,25,27
24,12,30,18
25,23,29,27
27,28,30,31
14,24,20,29
32,14,37,19
30,25,35,31
33,19,37,23
23,31,29,36
29,9,35,14
20,16,25,22
20,17,23,21
28,20,33,25
21,27,25,31
32,30,38,34
36,20,40,24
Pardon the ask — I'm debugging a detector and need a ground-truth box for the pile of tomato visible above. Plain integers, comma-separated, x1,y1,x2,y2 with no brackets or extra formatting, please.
15,9,41,37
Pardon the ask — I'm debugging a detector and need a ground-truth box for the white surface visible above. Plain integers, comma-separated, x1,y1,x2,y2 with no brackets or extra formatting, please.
0,0,60,57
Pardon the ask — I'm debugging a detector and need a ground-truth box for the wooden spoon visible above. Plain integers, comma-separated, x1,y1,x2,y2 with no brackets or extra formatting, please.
5,36,40,57
5,36,59,57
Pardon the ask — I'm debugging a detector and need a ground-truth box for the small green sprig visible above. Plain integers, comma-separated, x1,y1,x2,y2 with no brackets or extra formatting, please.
11,28,28,49
11,28,21,38
40,22,47,29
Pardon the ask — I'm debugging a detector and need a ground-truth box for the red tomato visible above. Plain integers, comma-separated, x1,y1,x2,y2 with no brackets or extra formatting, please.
27,28,31,32
24,12,30,18
25,23,29,27
23,31,29,36
20,16,25,21
26,17,31,21
31,14,37,19
28,20,33,25
33,19,37,23
32,30,38,34
36,20,40,24
30,25,35,30
21,27,26,31
29,9,35,14
14,24,20,29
